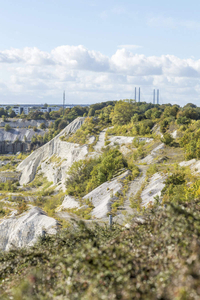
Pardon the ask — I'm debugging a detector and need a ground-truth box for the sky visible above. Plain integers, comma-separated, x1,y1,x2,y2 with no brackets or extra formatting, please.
1,0,200,106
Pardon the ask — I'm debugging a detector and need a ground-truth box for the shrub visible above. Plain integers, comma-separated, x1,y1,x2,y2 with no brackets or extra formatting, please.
66,148,128,197
161,133,174,146
40,122,46,129
4,124,11,131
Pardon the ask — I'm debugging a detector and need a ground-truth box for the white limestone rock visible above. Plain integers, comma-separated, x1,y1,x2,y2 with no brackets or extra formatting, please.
141,173,165,208
17,117,86,186
108,136,153,146
140,143,165,165
56,195,80,212
83,170,131,219
0,207,58,251
179,159,200,174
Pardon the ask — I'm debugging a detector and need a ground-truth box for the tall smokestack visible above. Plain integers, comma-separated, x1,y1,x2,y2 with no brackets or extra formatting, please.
138,87,140,103
135,87,137,101
153,89,155,104
157,89,159,104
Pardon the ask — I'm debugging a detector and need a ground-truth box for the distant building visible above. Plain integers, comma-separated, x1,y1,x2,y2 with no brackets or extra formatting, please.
12,106,23,115
22,106,31,115
0,103,89,116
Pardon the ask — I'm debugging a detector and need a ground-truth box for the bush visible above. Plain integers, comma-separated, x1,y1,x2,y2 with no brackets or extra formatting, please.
66,148,128,197
40,122,46,129
161,133,174,146
4,124,11,131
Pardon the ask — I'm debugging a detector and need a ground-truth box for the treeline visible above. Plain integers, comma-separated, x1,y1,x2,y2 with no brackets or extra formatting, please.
16,99,200,160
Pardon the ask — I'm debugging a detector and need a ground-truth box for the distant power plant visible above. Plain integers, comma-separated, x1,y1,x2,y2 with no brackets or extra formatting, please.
134,87,159,104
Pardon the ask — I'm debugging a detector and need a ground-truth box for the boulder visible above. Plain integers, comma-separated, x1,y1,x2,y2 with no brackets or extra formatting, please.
0,207,58,251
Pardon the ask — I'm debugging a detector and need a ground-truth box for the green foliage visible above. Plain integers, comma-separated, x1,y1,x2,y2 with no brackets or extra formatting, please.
88,107,95,116
87,148,127,192
179,123,200,160
161,171,186,204
3,200,200,299
146,164,158,177
66,158,98,198
161,132,174,146
0,180,18,192
66,148,130,198
112,100,136,125
4,124,11,131
160,119,169,133
65,117,108,145
40,122,46,129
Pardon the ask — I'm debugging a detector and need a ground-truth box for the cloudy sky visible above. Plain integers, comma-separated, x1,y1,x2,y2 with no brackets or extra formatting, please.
1,0,200,106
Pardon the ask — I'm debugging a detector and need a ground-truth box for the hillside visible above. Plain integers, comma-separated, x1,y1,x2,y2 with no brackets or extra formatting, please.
1,100,200,298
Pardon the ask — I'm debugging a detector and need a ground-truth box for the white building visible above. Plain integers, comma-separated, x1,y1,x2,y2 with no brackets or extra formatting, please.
12,106,23,115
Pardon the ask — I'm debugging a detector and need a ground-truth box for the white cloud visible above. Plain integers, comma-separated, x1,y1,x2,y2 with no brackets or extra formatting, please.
1,45,200,105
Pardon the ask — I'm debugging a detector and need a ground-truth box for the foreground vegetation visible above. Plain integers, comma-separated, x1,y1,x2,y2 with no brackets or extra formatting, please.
1,199,200,299
2,100,200,298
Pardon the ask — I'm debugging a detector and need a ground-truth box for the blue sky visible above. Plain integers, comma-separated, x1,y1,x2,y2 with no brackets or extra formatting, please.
0,0,200,105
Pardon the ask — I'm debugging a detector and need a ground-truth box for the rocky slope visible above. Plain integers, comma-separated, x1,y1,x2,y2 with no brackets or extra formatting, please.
0,207,58,251
17,117,86,186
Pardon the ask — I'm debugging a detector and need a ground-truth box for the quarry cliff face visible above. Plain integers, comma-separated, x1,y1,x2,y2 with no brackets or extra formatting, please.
0,119,50,154
17,117,86,186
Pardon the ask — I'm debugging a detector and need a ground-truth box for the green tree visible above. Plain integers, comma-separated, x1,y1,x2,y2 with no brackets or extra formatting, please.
40,122,46,130
8,108,16,118
4,124,11,131
112,100,135,125
88,108,95,117
161,133,174,146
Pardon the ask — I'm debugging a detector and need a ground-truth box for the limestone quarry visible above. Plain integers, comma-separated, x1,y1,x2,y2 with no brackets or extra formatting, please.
0,113,196,251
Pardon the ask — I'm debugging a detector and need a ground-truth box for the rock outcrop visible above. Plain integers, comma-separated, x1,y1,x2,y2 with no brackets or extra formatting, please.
0,207,58,251
108,136,153,146
179,159,200,174
17,117,86,186
140,143,165,164
83,170,132,218
141,173,165,207
56,195,80,211
0,128,46,143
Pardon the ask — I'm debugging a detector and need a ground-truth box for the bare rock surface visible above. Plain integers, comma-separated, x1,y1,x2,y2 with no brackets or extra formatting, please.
108,136,153,146
171,130,177,139
141,173,165,208
0,128,46,142
179,159,200,174
0,119,51,129
0,207,58,251
56,195,80,211
17,117,86,186
83,170,132,219
140,143,165,164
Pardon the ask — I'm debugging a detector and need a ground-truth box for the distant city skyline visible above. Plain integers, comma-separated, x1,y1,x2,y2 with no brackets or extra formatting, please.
0,0,200,106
